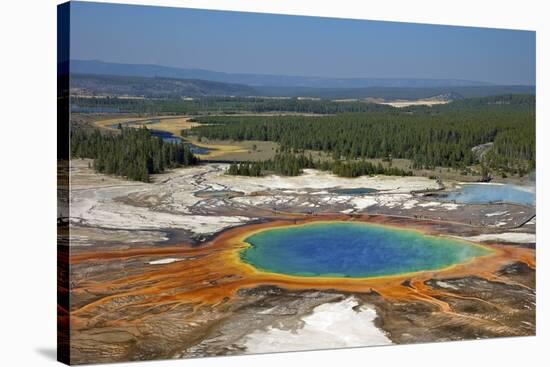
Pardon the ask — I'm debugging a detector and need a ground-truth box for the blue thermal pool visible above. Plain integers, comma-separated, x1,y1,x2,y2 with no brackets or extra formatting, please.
239,222,491,278
444,183,535,206
329,188,378,195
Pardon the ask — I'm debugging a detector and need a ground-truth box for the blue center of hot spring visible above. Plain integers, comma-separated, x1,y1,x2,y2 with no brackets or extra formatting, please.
240,222,490,278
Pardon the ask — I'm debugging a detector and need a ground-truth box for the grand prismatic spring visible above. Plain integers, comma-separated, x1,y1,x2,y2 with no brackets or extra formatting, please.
240,222,492,278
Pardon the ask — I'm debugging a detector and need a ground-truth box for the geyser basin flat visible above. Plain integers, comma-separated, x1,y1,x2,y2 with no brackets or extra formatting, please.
240,222,492,278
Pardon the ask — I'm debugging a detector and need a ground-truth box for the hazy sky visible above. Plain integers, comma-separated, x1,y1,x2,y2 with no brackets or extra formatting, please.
70,1,536,85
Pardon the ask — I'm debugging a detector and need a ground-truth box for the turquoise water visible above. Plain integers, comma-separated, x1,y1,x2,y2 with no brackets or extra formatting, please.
445,184,535,206
330,188,377,195
240,222,490,278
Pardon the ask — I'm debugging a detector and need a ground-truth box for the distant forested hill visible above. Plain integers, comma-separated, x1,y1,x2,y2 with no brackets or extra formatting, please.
71,73,535,100
256,85,535,99
71,74,259,98
71,59,492,88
